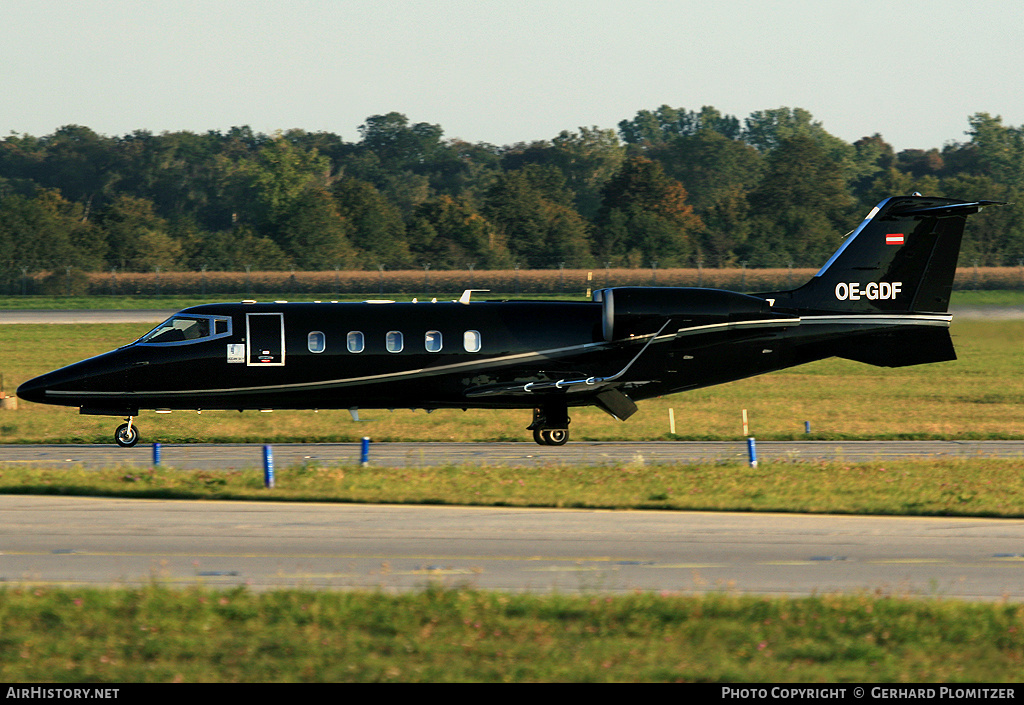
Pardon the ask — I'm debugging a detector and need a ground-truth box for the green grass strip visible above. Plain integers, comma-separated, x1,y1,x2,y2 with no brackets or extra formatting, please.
2,458,1023,518
0,585,1021,682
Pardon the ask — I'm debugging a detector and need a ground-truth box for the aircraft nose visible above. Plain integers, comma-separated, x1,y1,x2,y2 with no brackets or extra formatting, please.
16,352,134,409
16,375,51,404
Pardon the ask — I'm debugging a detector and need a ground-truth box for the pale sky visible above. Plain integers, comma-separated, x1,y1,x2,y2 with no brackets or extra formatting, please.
2,0,1022,152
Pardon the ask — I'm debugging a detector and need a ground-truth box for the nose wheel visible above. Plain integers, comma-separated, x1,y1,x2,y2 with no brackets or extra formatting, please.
114,418,140,447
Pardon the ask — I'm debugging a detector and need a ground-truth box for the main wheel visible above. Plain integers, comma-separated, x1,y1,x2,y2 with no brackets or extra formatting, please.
533,428,569,446
543,428,569,446
114,423,139,448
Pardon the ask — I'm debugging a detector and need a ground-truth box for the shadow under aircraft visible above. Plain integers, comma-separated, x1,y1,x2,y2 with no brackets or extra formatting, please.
17,194,1001,447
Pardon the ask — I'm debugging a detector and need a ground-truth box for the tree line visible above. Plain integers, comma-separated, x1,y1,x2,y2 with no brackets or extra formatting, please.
2,107,1023,274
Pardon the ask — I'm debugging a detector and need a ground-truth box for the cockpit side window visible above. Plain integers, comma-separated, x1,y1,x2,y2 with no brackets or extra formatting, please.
137,315,231,346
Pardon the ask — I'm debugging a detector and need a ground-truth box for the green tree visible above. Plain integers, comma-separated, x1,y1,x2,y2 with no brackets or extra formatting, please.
959,113,1024,190
232,134,332,236
940,174,1024,265
746,108,880,190
98,195,179,271
35,125,118,211
502,127,625,219
618,105,743,146
276,186,358,270
698,186,752,267
849,134,896,204
408,195,509,269
859,167,941,212
358,113,445,172
196,226,293,271
426,139,503,201
595,157,702,266
332,177,412,267
0,189,105,269
744,134,856,266
650,129,764,212
0,133,46,200
482,166,592,267
742,107,830,153
111,129,242,232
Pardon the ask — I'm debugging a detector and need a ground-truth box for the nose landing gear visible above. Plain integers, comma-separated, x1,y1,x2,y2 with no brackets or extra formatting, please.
114,417,140,447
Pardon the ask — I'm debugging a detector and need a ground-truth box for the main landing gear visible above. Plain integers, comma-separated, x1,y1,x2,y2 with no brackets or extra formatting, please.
528,404,570,446
532,428,569,446
114,417,140,447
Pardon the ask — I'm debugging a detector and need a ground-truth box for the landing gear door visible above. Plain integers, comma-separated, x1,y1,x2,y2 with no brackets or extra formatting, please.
246,313,285,366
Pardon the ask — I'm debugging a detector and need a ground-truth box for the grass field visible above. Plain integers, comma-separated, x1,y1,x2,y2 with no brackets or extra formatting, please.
2,585,1022,682
0,457,1020,517
1,318,1021,443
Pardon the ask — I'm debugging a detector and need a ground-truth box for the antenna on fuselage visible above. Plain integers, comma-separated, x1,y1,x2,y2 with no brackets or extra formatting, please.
457,289,490,304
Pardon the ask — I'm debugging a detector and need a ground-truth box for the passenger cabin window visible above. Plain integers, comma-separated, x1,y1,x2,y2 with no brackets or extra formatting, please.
347,331,364,353
307,331,326,353
386,331,404,353
425,330,442,352
464,330,482,353
137,315,230,345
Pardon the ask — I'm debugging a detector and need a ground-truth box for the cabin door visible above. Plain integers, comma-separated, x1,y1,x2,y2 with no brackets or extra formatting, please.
246,313,285,366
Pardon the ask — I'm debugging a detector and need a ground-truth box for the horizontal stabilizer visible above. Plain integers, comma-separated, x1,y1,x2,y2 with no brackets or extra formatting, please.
838,327,955,367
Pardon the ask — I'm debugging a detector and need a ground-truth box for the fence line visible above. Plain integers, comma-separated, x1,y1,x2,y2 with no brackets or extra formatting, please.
2,266,1023,297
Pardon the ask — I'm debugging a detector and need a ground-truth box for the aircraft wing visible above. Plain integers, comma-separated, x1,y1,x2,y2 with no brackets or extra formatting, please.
464,320,672,399
464,311,802,401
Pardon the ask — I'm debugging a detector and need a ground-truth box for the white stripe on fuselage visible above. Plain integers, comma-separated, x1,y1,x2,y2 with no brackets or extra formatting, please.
799,313,951,326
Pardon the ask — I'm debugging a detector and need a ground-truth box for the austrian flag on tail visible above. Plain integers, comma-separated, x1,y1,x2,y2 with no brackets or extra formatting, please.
885,233,905,245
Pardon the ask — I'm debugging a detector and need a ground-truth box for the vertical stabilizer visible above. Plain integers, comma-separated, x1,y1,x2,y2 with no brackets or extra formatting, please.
761,196,1000,314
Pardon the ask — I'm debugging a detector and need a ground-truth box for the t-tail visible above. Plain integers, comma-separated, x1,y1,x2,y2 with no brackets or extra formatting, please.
759,195,1003,368
761,195,1003,315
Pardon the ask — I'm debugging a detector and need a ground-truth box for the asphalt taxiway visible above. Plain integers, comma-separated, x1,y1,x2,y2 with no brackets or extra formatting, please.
0,309,176,324
2,494,1024,599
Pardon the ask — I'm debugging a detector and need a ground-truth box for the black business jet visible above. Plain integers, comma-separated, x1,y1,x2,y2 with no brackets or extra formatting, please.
17,194,1000,447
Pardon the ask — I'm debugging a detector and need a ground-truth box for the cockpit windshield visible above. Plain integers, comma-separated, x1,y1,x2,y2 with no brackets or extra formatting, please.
135,315,231,345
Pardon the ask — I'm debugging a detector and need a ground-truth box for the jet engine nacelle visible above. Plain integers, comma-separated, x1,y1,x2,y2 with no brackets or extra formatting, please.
593,287,774,341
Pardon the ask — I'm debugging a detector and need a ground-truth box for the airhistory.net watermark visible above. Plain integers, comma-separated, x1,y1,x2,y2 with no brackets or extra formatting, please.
6,689,119,700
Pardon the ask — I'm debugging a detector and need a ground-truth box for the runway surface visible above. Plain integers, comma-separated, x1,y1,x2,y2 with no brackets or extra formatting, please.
3,494,1024,599
0,309,176,324
1,440,1023,469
